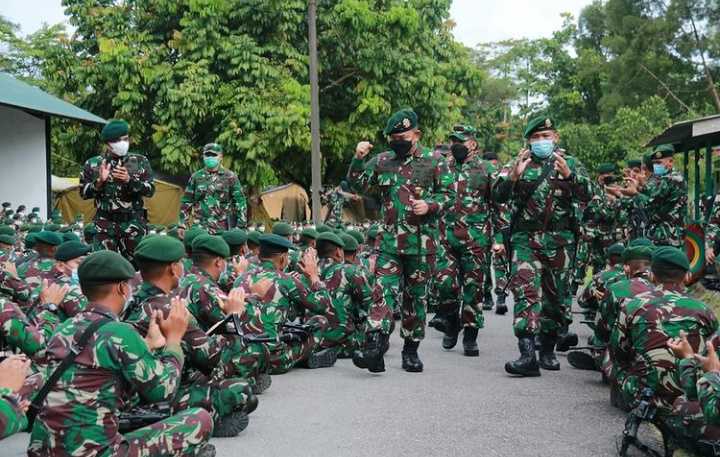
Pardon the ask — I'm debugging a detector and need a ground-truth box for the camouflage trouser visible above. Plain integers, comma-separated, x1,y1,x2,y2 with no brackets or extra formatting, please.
572,238,590,288
509,240,573,338
376,251,435,341
665,397,720,446
175,373,251,423
492,251,509,294
436,235,487,329
426,242,447,314
120,407,213,456
589,238,610,274
210,335,270,388
93,215,147,264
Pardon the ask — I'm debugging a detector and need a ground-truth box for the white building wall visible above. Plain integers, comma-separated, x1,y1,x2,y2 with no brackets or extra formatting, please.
0,105,48,217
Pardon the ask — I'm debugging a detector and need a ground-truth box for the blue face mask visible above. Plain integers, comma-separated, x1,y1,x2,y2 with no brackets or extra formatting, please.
530,140,554,159
653,164,668,176
70,269,79,286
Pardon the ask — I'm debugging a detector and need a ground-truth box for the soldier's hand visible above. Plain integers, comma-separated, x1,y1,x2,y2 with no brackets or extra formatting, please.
98,160,111,184
144,310,167,350
159,296,190,345
112,165,130,183
409,198,430,216
667,331,694,359
0,355,31,392
696,341,720,373
355,141,373,159
510,150,531,181
39,279,70,305
232,257,249,275
707,247,716,265
491,243,505,254
220,287,246,315
622,177,639,196
249,278,273,298
2,261,18,277
300,248,320,283
553,153,571,178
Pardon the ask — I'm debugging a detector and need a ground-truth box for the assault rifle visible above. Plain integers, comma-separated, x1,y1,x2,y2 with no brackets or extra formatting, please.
618,388,667,457
119,403,172,433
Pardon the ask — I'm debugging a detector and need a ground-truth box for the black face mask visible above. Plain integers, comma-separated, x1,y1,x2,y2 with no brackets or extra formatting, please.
451,144,469,163
389,140,413,159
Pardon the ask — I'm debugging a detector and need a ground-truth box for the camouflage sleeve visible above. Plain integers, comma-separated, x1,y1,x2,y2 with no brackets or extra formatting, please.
286,275,331,315
677,357,700,401
569,158,593,203
425,156,455,215
346,155,376,195
126,156,155,198
231,176,247,228
0,300,45,357
79,159,98,200
698,371,720,425
609,305,634,369
350,266,390,334
102,322,184,404
0,388,26,440
179,174,196,227
0,271,32,308
706,204,720,251
196,287,228,328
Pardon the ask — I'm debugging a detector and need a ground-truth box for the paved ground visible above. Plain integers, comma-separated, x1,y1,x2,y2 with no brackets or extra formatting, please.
6,305,627,457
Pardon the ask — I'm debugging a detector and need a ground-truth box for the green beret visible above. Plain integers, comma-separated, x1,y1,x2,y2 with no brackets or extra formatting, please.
34,231,63,246
607,243,625,257
316,224,331,233
347,230,364,245
0,225,15,236
101,119,130,142
203,143,223,155
340,234,358,252
383,109,418,136
629,238,654,248
184,227,209,249
25,233,37,249
652,246,689,272
247,231,261,246
135,235,186,262
192,234,230,258
62,232,80,243
0,234,16,245
59,226,73,233
259,234,293,251
622,246,654,263
317,232,345,249
524,116,556,138
483,152,498,161
367,225,379,240
1,202,9,208
449,125,477,142
597,163,616,175
300,228,319,240
45,224,60,232
84,223,97,236
222,229,249,246
78,250,135,286
627,159,642,169
652,144,675,160
642,152,654,170
271,222,293,237
55,241,91,262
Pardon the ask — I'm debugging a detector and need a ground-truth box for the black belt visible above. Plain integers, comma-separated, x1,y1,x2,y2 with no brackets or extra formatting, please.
515,220,572,232
95,209,145,223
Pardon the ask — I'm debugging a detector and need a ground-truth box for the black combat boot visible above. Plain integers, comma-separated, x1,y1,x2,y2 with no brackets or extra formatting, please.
495,293,508,315
504,337,540,377
538,334,560,371
441,313,461,350
352,332,386,373
401,339,423,373
567,350,597,371
428,312,450,334
555,329,579,352
462,327,479,357
482,292,494,311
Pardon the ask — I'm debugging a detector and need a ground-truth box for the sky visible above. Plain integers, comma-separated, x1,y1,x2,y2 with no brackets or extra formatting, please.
2,0,593,46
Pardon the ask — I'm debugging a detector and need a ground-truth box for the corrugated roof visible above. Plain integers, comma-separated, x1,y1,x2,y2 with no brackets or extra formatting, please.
0,72,106,124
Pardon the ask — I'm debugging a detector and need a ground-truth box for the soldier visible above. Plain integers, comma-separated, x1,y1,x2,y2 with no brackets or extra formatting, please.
624,144,687,247
27,250,215,456
0,356,31,440
494,116,592,377
431,125,495,357
17,231,63,290
609,247,718,415
346,109,455,372
179,143,247,235
0,230,16,264
79,119,155,264
219,229,251,291
584,163,626,273
324,181,360,226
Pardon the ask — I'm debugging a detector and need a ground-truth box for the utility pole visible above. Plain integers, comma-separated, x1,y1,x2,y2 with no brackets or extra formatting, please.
308,0,322,224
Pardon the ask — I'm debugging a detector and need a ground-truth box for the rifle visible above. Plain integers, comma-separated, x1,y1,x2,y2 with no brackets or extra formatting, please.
118,403,172,433
206,313,318,344
618,388,667,457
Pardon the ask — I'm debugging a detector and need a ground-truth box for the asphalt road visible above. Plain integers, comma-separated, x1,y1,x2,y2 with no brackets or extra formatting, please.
6,304,627,457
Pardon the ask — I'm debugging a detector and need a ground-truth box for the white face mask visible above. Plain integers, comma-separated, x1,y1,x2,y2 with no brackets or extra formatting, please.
109,140,130,157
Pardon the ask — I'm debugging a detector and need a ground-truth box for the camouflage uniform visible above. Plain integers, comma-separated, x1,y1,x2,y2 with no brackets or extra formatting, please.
80,153,155,263
436,154,496,330
489,202,511,298
346,145,454,341
324,188,346,227
27,271,88,324
0,297,54,359
584,188,626,272
610,286,718,414
28,304,213,456
0,387,26,440
494,151,592,339
179,167,247,233
17,256,55,292
0,270,32,309
634,170,687,247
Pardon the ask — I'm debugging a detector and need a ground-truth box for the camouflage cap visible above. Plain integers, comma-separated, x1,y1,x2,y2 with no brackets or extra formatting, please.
55,241,91,262
135,235,186,263
221,229,249,246
523,115,556,139
449,125,477,142
101,119,129,142
202,143,223,156
651,246,689,271
192,235,230,258
317,232,345,249
34,231,63,246
383,109,418,136
78,250,135,286
340,234,358,252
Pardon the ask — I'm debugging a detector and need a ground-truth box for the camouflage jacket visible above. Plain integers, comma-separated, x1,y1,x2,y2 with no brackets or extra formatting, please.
493,151,592,249
179,167,247,232
0,270,32,309
0,297,56,358
677,356,720,425
597,271,653,344
28,271,88,324
18,256,56,291
179,266,229,331
346,145,455,255
634,171,687,247
583,185,626,244
578,264,625,312
28,304,184,456
610,285,718,412
79,153,155,214
345,260,391,334
234,260,331,343
325,189,346,226
0,387,25,439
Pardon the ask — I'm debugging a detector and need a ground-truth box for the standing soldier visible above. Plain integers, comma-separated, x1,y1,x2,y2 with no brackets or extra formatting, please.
346,109,455,372
179,143,247,235
584,163,624,273
432,125,495,357
494,116,592,377
482,151,510,315
79,119,155,264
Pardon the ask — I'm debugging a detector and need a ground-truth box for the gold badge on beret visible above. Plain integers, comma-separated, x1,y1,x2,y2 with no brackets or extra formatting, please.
402,118,411,128
545,118,552,128
655,151,661,159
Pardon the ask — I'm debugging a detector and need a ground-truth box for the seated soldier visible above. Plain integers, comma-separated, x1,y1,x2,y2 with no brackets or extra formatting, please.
219,229,251,291
577,243,626,316
610,246,719,415
234,234,336,373
0,356,31,440
28,250,215,457
18,231,63,290
124,235,265,438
